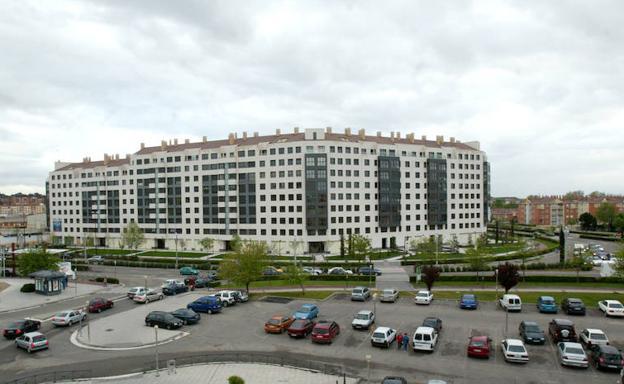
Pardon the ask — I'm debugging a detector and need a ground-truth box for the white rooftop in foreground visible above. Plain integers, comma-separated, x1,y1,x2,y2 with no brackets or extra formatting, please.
54,363,358,384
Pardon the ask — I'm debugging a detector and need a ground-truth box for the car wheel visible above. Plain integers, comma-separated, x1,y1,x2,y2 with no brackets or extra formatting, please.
208,309,212,314
28,347,32,354
97,308,102,313
223,301,228,307
167,324,172,330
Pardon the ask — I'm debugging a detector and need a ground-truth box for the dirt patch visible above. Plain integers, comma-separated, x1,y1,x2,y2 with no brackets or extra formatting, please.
0,282,9,293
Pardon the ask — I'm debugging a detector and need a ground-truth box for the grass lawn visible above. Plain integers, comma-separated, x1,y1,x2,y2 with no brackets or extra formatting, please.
85,248,138,256
264,256,313,261
139,251,208,258
481,243,524,254
429,290,624,308
325,250,404,261
249,291,337,300
406,252,464,261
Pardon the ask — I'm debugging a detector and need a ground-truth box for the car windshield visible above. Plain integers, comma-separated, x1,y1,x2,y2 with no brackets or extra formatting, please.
423,319,436,327
509,345,526,353
525,325,541,333
298,307,310,313
592,333,607,340
373,332,385,338
382,380,405,384
417,292,428,297
314,328,329,334
383,290,394,295
470,340,485,347
463,295,475,300
32,335,46,342
8,321,24,328
609,303,623,308
605,353,621,360
356,313,370,320
353,289,363,294
291,320,307,328
267,319,281,325
566,347,584,355
56,312,69,317
542,299,555,305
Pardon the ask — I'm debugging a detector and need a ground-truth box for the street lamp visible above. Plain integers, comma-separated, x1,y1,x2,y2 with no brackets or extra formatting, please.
365,354,372,383
372,292,377,320
144,275,148,291
154,325,160,377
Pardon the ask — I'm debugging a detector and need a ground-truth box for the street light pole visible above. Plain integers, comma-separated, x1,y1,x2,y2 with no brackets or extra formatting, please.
154,325,160,377
144,275,148,291
174,231,179,270
365,354,372,383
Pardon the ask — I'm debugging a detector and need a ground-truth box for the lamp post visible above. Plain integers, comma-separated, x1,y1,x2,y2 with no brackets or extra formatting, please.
174,230,179,270
154,325,160,377
365,354,372,383
74,267,78,297
144,275,148,291
372,292,377,319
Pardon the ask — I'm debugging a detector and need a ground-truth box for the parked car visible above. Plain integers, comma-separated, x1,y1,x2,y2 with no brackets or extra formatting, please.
187,296,222,314
52,310,86,327
412,326,438,352
302,267,322,275
598,300,624,317
549,319,578,343
587,344,624,371
179,266,199,276
561,298,586,316
293,304,319,320
422,317,443,333
371,326,397,348
127,287,146,299
145,311,183,330
467,335,492,358
264,315,295,334
499,294,522,312
358,266,382,276
170,308,200,325
537,296,558,313
15,332,48,353
3,319,41,339
162,282,188,296
414,290,433,305
352,310,375,330
133,289,164,303
311,320,340,344
380,288,399,303
192,277,212,288
459,294,478,310
205,270,219,280
579,328,609,347
287,319,315,337
327,267,353,275
88,297,114,313
557,342,589,368
501,339,529,363
519,321,545,344
87,256,104,264
214,290,238,307
351,286,370,301
232,290,249,303
381,377,407,384
262,266,283,276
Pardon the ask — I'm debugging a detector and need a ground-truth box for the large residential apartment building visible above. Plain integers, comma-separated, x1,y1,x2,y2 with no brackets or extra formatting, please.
47,128,490,253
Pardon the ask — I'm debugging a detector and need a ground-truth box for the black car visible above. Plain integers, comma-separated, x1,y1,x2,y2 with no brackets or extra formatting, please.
162,283,188,296
548,318,577,343
519,321,545,344
381,377,407,384
170,308,200,325
145,311,183,329
422,317,442,333
3,319,41,339
193,277,212,288
587,344,624,371
561,298,586,316
358,266,382,276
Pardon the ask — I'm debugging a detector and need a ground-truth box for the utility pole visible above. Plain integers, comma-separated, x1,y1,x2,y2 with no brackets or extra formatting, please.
154,325,160,377
174,231,179,270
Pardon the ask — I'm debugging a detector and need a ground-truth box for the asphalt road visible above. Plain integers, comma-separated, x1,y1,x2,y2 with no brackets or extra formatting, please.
1,289,623,384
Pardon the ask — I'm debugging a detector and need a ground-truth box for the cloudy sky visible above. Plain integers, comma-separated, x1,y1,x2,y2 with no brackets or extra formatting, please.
1,0,623,197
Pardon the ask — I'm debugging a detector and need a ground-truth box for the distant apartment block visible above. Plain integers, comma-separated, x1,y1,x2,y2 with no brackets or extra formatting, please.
47,128,490,252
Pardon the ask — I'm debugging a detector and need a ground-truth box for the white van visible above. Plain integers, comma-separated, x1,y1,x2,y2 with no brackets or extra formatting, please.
412,326,438,351
499,294,522,312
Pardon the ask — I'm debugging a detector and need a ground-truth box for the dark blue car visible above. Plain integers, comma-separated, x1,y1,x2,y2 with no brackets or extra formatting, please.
459,294,478,310
187,296,222,314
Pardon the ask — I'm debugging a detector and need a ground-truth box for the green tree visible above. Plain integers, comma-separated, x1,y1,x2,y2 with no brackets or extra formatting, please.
614,247,624,278
17,248,61,277
410,237,436,259
121,222,144,250
596,202,617,231
219,241,268,293
289,239,304,262
578,212,597,231
340,234,345,258
568,254,592,283
347,233,354,259
351,234,372,262
421,265,441,291
284,265,307,294
466,246,486,282
448,234,459,253
613,213,624,239
228,376,245,384
230,234,242,252
199,237,215,254
496,262,520,293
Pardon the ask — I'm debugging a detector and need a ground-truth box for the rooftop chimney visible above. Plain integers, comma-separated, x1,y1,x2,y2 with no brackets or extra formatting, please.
140,142,145,150
396,132,401,139
276,128,281,135
377,131,382,137
450,137,456,143
436,135,444,145
184,139,190,144
421,135,427,141
345,127,351,136
390,132,395,139
253,132,259,137
407,133,415,143
242,132,248,139
174,138,179,145
358,129,365,139
161,140,167,150
326,127,332,134
228,133,236,145
294,127,300,133
126,154,131,160
202,136,207,143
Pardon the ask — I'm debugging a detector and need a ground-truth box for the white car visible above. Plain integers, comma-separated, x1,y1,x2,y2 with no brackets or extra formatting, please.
557,342,589,368
215,290,238,306
414,290,433,305
598,300,624,317
501,339,529,363
499,294,522,312
352,310,375,330
52,310,87,327
133,289,163,303
370,326,397,348
412,326,438,352
302,267,322,275
579,328,609,346
327,267,353,275
380,288,399,303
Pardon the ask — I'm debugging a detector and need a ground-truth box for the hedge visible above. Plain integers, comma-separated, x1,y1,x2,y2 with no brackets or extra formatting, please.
579,234,620,242
259,274,376,282
20,283,35,293
94,277,120,284
409,274,624,284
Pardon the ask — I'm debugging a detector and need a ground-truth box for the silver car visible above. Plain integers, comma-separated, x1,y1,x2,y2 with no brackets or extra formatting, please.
15,332,48,353
133,289,164,303
557,342,589,368
52,310,87,327
380,288,399,303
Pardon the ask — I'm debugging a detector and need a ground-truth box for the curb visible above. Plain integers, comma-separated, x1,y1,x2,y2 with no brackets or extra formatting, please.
70,329,190,351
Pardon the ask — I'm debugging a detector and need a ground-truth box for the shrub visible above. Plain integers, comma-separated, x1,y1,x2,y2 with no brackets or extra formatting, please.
228,376,245,384
20,283,35,293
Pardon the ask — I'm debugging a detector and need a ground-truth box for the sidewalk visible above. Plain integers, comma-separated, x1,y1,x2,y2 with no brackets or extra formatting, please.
0,278,125,313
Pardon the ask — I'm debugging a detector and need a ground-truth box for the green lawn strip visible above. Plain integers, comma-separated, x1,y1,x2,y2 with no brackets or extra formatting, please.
325,251,402,261
220,280,360,289
249,291,337,300
139,251,208,258
83,248,138,256
265,256,313,261
429,290,624,308
481,243,524,254
412,281,624,289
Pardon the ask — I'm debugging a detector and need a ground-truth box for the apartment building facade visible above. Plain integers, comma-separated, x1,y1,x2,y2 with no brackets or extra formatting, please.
47,128,490,253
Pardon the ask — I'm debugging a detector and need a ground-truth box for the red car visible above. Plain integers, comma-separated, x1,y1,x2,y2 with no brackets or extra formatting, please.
467,335,492,358
88,297,114,313
311,320,340,344
287,319,315,338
